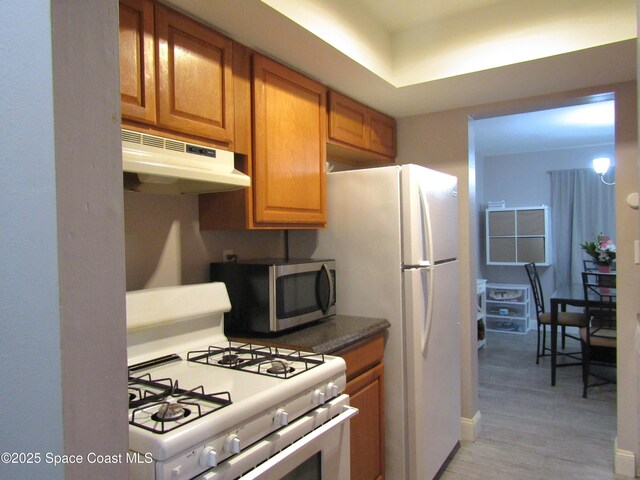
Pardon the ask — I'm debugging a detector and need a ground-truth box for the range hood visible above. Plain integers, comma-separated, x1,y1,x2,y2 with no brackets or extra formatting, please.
121,129,250,194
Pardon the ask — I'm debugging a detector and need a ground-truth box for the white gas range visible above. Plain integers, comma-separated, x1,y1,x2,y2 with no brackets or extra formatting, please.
126,282,355,480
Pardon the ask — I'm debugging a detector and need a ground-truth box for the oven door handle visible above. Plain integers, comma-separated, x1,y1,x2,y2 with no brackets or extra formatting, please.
240,405,358,480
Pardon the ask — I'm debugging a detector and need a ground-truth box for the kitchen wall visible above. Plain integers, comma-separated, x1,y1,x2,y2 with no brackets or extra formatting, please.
1,1,129,479
397,81,638,470
124,192,284,290
477,144,615,302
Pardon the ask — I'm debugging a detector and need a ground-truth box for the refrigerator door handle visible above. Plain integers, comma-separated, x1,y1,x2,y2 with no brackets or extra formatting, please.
422,267,435,354
418,184,434,265
404,260,432,269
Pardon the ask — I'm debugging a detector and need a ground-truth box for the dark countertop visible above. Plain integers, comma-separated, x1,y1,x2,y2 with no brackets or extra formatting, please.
229,315,390,354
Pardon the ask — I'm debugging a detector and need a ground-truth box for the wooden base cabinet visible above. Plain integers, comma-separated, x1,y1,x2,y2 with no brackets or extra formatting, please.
335,334,385,480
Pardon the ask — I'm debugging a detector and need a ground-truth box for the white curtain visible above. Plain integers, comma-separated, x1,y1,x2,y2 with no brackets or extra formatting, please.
549,168,615,287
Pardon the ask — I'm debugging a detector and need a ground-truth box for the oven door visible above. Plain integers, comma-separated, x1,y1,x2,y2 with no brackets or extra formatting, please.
197,395,356,480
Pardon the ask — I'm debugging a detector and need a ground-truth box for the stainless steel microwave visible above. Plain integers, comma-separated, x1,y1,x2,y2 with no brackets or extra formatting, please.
210,259,336,334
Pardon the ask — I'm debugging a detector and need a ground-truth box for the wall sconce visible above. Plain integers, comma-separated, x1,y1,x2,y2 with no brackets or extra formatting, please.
592,157,615,185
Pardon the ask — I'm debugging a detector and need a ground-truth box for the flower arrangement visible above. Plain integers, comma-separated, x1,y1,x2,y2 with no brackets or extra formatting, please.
580,233,616,266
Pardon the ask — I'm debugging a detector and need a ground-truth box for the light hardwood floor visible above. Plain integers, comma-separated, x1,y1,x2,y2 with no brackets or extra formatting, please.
441,330,621,479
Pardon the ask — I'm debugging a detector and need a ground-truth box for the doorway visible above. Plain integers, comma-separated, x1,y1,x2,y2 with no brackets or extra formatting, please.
462,96,619,473
473,98,616,305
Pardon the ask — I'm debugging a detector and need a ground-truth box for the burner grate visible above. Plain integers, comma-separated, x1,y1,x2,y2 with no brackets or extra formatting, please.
187,343,325,379
128,375,232,434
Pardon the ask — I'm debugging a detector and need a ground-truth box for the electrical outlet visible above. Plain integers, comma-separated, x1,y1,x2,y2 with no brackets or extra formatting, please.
222,249,235,262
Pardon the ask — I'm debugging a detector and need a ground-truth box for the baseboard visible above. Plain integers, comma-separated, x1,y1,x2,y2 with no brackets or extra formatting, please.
614,438,636,477
460,411,482,441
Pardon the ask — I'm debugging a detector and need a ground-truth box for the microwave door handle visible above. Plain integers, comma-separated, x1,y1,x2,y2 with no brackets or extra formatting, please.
319,263,333,314
327,264,334,313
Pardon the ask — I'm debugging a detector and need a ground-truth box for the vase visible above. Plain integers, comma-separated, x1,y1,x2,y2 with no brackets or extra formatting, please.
596,264,614,291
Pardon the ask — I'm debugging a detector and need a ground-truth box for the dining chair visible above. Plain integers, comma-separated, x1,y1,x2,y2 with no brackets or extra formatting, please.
524,263,587,364
580,271,617,398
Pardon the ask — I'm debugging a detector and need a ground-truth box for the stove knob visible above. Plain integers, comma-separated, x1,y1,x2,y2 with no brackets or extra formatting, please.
199,446,218,468
274,408,289,427
225,434,241,455
327,382,339,398
312,389,326,405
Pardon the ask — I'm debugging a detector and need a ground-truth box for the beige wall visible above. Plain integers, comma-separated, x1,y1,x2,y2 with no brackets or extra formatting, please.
55,1,129,478
398,81,639,464
124,192,285,290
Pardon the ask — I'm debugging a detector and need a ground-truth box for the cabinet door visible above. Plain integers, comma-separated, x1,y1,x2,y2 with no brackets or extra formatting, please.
517,209,545,235
489,237,516,263
345,363,384,480
328,91,368,149
488,210,515,236
368,109,396,158
119,0,156,124
252,54,326,226
155,4,234,144
517,237,546,263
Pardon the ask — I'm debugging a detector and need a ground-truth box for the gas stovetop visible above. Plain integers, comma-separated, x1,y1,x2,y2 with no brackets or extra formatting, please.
127,341,329,435
127,342,345,463
125,283,346,471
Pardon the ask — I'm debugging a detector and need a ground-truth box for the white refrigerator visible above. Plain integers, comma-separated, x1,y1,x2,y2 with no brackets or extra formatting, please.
290,164,460,480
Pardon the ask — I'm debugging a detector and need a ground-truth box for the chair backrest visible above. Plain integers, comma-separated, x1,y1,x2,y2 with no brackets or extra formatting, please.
584,258,617,274
524,262,545,316
581,271,617,340
583,259,598,272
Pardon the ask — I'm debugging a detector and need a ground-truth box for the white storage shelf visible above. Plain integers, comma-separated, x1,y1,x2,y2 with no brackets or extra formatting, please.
485,283,531,335
477,279,487,349
486,206,551,266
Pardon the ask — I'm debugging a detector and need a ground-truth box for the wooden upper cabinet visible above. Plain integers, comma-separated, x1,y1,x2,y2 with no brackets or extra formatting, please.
155,4,234,144
328,92,368,150
119,0,156,124
328,90,396,163
369,108,396,158
252,54,327,227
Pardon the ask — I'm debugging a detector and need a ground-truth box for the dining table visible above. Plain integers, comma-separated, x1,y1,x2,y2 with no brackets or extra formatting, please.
549,275,617,386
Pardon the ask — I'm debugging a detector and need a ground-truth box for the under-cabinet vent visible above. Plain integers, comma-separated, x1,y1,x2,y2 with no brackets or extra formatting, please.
165,140,184,152
143,135,164,149
120,128,250,195
121,130,141,144
121,129,189,154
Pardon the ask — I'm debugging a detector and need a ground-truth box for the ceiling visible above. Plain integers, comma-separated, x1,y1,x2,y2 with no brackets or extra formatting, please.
166,0,636,118
473,100,615,157
166,0,631,155
351,0,507,33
